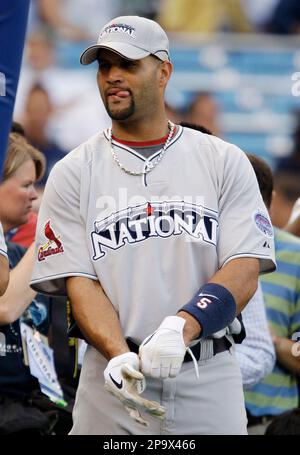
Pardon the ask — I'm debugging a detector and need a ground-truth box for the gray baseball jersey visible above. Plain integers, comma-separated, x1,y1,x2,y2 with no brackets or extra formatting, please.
31,126,275,342
0,222,7,259
30,126,276,434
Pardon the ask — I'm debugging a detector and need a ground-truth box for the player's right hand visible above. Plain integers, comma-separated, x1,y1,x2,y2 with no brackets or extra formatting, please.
139,316,187,379
104,352,166,427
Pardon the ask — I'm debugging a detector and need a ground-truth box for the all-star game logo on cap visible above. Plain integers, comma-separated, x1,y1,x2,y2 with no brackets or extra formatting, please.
99,23,136,39
80,15,170,65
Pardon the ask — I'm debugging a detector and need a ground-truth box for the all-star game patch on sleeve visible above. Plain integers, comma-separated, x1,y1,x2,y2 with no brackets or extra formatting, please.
30,156,97,296
217,144,276,274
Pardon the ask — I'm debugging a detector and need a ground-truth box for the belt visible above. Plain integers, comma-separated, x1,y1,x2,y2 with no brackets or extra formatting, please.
126,336,231,363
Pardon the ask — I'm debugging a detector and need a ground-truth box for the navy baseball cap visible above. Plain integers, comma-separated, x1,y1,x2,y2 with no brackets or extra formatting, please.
80,16,170,65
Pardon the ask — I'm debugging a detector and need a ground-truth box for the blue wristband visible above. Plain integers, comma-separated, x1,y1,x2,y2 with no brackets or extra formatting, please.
180,283,236,338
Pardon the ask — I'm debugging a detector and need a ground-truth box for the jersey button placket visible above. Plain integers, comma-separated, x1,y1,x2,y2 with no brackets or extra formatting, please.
161,378,176,434
142,161,151,187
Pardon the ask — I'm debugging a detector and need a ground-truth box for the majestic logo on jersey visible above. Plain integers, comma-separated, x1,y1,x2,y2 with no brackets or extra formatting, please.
253,211,273,238
99,23,136,40
38,220,64,262
91,201,218,260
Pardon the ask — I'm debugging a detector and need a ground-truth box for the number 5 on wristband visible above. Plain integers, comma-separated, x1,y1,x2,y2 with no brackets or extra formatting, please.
179,283,237,338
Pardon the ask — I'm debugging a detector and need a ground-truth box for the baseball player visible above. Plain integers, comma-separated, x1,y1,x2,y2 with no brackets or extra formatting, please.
31,16,276,435
0,221,9,295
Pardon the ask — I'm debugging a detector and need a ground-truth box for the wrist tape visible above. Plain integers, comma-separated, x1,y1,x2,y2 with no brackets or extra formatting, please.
180,283,236,338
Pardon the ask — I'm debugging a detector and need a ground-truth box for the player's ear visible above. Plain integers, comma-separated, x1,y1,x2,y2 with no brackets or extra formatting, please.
158,61,173,87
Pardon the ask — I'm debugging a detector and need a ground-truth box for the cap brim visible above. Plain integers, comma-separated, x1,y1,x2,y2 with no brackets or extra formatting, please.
80,42,150,65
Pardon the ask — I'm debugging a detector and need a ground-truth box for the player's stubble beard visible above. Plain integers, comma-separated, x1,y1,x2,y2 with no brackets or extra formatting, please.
101,60,162,123
104,92,135,121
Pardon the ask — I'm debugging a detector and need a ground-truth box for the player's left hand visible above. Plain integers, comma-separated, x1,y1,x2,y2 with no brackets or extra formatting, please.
104,352,165,426
212,317,242,338
139,316,187,379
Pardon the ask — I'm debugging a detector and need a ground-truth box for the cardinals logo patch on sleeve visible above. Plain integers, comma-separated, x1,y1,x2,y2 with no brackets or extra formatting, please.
38,220,64,261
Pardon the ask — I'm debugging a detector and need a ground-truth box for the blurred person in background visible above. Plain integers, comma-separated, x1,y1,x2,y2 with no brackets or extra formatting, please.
270,112,300,230
14,29,55,120
158,0,251,33
37,0,122,41
0,134,74,434
11,121,26,138
25,28,55,72
244,154,300,435
286,213,300,237
0,133,49,433
270,172,300,228
118,0,161,20
241,0,280,32
286,198,300,237
276,114,300,175
264,408,300,435
23,83,66,188
269,0,300,34
180,122,213,135
165,102,184,124
0,134,42,242
235,282,275,391
7,122,38,248
15,28,111,151
186,92,221,137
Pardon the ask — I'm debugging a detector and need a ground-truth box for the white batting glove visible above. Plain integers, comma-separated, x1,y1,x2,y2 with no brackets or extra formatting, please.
139,316,187,379
104,352,166,426
212,317,242,338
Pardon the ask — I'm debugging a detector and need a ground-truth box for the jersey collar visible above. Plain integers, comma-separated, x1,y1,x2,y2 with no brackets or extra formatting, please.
103,125,182,162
